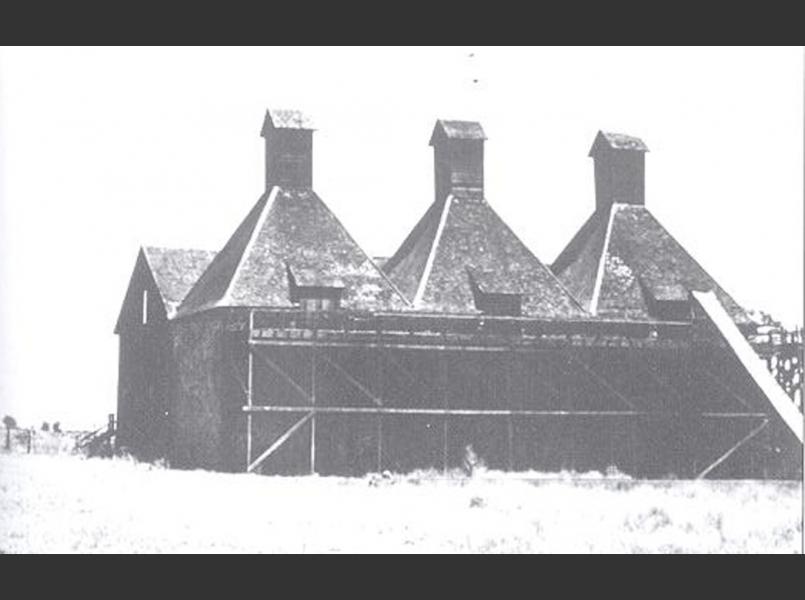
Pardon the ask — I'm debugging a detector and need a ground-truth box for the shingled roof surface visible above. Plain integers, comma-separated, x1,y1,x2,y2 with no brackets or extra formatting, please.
429,119,487,143
383,192,585,317
553,204,749,324
263,109,314,130
178,186,407,315
142,247,217,318
589,131,649,155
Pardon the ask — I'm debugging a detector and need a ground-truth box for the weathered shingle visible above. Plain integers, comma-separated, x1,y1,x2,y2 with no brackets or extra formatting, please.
178,186,408,316
429,119,487,145
262,109,314,132
589,131,649,156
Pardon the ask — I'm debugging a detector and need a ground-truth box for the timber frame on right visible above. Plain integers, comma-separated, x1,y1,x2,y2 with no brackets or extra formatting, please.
116,111,804,480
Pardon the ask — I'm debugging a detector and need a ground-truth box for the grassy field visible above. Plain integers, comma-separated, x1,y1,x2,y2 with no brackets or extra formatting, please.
0,453,801,553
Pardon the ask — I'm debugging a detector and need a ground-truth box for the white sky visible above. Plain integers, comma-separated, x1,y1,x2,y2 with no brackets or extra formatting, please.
0,46,802,429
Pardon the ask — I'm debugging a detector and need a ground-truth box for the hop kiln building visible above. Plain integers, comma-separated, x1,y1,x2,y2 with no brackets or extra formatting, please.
115,109,803,478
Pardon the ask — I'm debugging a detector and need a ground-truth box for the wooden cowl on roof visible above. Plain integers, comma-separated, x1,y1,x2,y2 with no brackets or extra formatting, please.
261,109,314,190
552,131,750,326
382,119,585,319
589,131,648,213
178,109,407,316
430,119,486,204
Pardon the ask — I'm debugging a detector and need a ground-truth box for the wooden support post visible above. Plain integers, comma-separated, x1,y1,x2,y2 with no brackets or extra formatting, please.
377,415,383,473
246,310,254,471
107,413,116,457
441,352,448,474
507,351,514,471
310,346,316,475
507,415,514,472
376,349,383,473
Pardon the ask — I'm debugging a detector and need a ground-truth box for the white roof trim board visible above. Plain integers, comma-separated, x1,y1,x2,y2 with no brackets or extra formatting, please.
589,203,618,316
693,290,803,444
413,194,453,307
221,186,279,307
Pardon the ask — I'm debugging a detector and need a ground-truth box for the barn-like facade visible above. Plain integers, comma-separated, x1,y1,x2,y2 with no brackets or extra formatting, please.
115,109,803,479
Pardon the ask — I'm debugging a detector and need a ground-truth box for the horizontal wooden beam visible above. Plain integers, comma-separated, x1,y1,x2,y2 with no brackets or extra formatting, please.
242,405,768,419
248,338,686,352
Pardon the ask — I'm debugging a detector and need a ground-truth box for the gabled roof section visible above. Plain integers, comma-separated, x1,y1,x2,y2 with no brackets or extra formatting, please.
429,120,487,145
553,203,749,324
178,186,408,316
143,247,217,318
383,194,586,318
261,109,314,135
589,131,649,156
115,246,216,333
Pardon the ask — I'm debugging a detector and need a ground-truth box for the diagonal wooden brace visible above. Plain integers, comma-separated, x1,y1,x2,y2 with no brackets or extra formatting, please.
247,412,313,473
320,352,382,406
253,347,314,404
696,418,769,479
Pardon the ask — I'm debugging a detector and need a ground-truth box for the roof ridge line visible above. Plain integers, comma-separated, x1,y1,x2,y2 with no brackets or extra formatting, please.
413,195,453,307
220,186,279,307
589,203,619,316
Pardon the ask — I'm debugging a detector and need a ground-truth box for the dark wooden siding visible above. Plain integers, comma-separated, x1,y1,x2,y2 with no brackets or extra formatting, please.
169,309,250,471
116,251,172,459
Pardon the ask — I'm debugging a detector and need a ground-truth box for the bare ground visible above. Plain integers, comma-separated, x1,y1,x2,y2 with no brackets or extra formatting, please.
0,453,801,553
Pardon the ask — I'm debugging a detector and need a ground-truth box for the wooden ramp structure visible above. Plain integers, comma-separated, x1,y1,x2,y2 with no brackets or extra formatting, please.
692,291,803,444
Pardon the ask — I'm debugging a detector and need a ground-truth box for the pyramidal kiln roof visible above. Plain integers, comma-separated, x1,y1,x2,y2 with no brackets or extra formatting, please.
177,186,408,316
552,202,750,324
382,190,586,318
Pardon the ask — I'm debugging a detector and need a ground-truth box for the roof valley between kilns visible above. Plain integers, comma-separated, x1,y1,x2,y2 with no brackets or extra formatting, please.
383,192,587,318
176,186,409,316
553,203,750,323
141,246,218,318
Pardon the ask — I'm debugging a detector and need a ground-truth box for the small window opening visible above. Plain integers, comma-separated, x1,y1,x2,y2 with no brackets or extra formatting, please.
142,289,148,325
286,264,343,313
300,294,339,313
